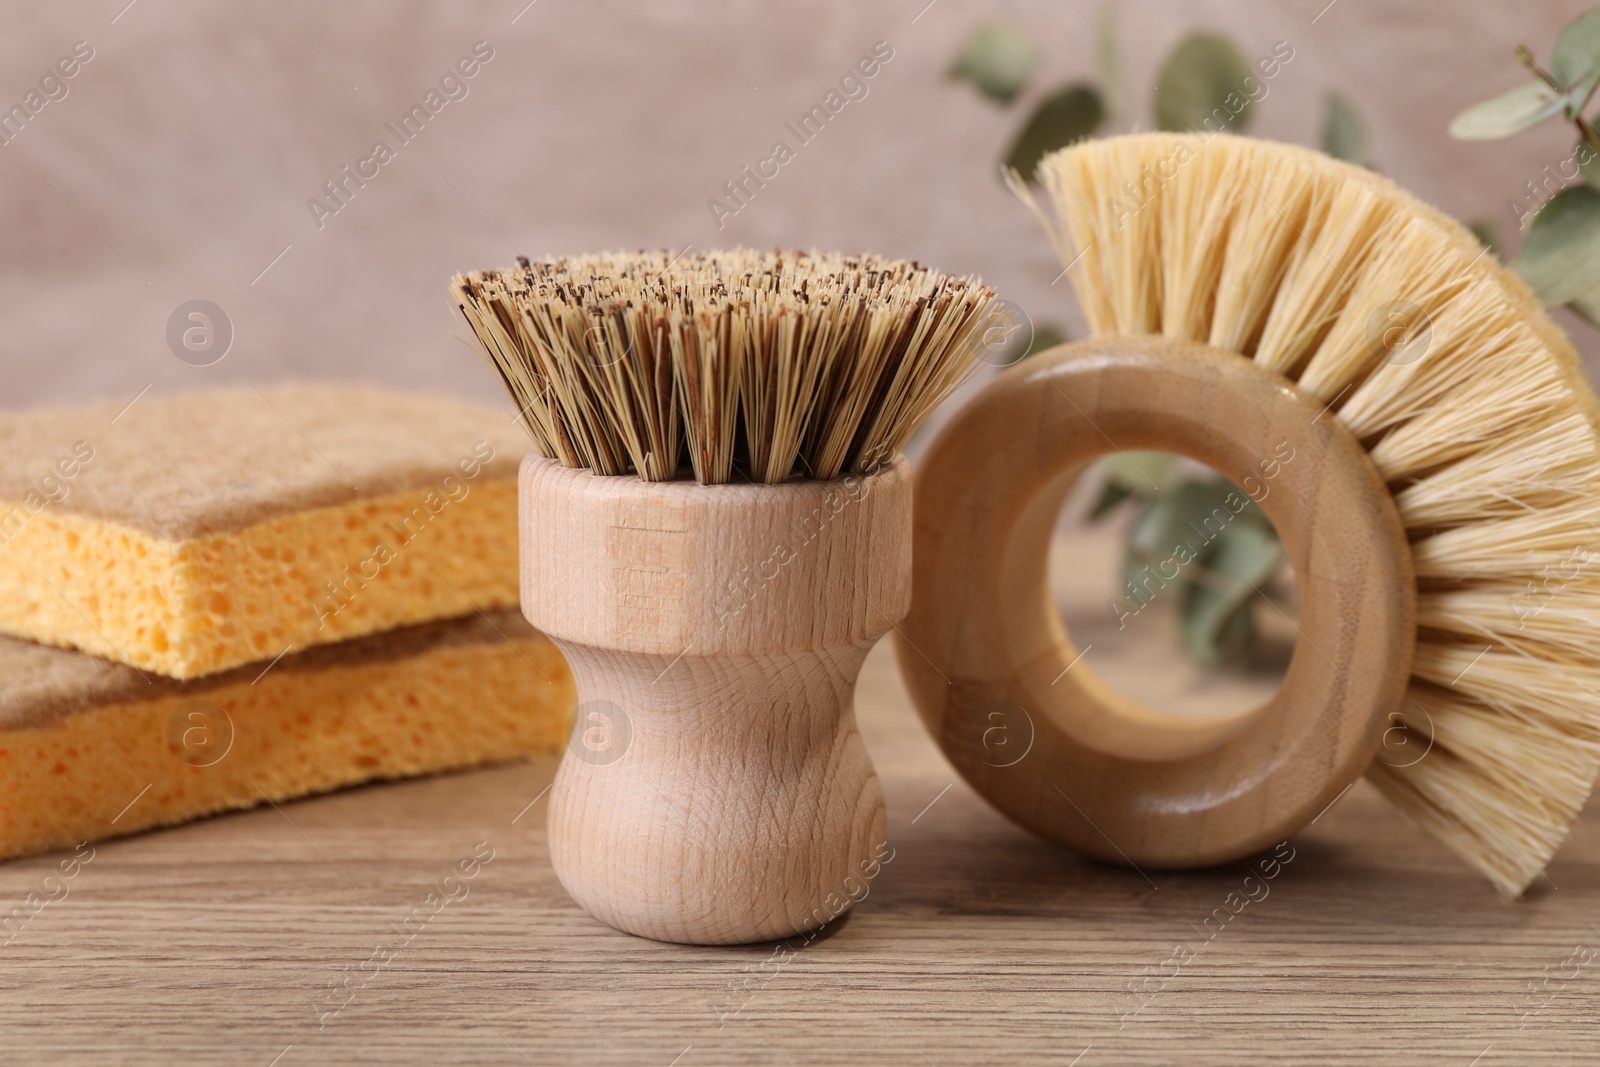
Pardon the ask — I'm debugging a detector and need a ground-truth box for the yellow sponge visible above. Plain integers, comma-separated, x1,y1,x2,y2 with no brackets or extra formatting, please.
0,385,528,679
0,610,572,858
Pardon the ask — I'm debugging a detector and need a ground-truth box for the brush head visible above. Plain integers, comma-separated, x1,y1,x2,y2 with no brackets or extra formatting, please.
1021,132,1600,897
451,249,998,485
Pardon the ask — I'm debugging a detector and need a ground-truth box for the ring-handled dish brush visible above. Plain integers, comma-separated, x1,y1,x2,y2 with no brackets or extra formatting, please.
452,249,996,943
896,132,1600,897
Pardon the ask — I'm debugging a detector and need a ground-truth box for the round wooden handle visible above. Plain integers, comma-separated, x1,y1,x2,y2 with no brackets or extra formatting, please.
896,338,1416,867
520,454,910,943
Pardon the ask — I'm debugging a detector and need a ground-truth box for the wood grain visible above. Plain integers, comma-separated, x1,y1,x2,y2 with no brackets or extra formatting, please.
1,636,1596,1066
898,338,1416,868
519,454,911,944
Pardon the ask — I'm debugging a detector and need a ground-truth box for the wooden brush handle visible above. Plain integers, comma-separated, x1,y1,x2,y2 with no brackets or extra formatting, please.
897,337,1415,867
520,454,910,944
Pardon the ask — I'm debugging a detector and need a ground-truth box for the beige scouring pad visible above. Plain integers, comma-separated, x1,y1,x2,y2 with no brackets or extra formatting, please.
0,384,528,679
0,610,572,858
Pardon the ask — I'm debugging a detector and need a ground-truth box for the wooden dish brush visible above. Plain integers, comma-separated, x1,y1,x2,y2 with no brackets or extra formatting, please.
897,132,1600,898
452,249,996,942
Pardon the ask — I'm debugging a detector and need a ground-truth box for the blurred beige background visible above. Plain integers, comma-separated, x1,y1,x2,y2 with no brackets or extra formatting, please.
3,0,1598,413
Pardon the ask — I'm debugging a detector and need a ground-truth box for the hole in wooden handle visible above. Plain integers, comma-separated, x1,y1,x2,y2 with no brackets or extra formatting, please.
897,337,1416,868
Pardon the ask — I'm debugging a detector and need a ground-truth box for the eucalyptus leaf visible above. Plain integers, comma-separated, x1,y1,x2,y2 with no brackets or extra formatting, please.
1579,138,1600,188
1468,218,1502,258
1004,84,1105,179
1169,478,1258,527
1121,494,1185,602
1180,521,1284,665
1104,450,1177,494
1552,8,1600,114
1154,33,1253,134
1088,479,1133,520
950,23,1036,105
1448,81,1568,140
1322,92,1367,167
1120,479,1247,598
1568,275,1600,325
1116,475,1282,664
1516,184,1600,304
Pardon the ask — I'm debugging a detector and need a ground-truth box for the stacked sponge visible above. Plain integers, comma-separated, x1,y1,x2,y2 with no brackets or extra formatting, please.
0,385,573,857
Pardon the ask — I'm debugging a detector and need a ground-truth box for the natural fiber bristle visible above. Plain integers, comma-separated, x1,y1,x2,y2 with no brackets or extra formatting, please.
451,249,996,484
1025,132,1600,897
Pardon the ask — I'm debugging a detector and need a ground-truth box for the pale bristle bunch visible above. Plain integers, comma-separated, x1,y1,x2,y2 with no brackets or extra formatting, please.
451,249,997,484
1022,132,1600,896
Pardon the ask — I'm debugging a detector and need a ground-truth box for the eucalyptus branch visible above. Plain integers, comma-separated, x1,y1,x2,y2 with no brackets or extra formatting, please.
1578,113,1600,158
1517,45,1562,90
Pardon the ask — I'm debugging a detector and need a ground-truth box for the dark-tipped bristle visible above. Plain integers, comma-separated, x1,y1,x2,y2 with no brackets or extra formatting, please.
449,248,998,484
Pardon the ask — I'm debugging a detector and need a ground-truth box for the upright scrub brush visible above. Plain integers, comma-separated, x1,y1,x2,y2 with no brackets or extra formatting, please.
898,132,1600,898
452,250,995,942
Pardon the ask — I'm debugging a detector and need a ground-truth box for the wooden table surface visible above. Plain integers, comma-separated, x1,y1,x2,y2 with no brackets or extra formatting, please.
4,630,1599,1065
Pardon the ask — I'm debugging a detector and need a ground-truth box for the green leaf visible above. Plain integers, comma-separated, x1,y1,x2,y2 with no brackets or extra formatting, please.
1568,272,1600,324
1018,324,1068,362
1516,184,1600,304
950,23,1037,105
1154,33,1253,134
1104,451,1177,495
1120,478,1241,602
1552,8,1600,114
1468,219,1502,259
1121,495,1184,600
1114,475,1282,654
1571,295,1600,326
1322,93,1367,167
1579,138,1600,188
1181,521,1284,665
1449,81,1568,139
1004,84,1105,179
1087,479,1133,521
